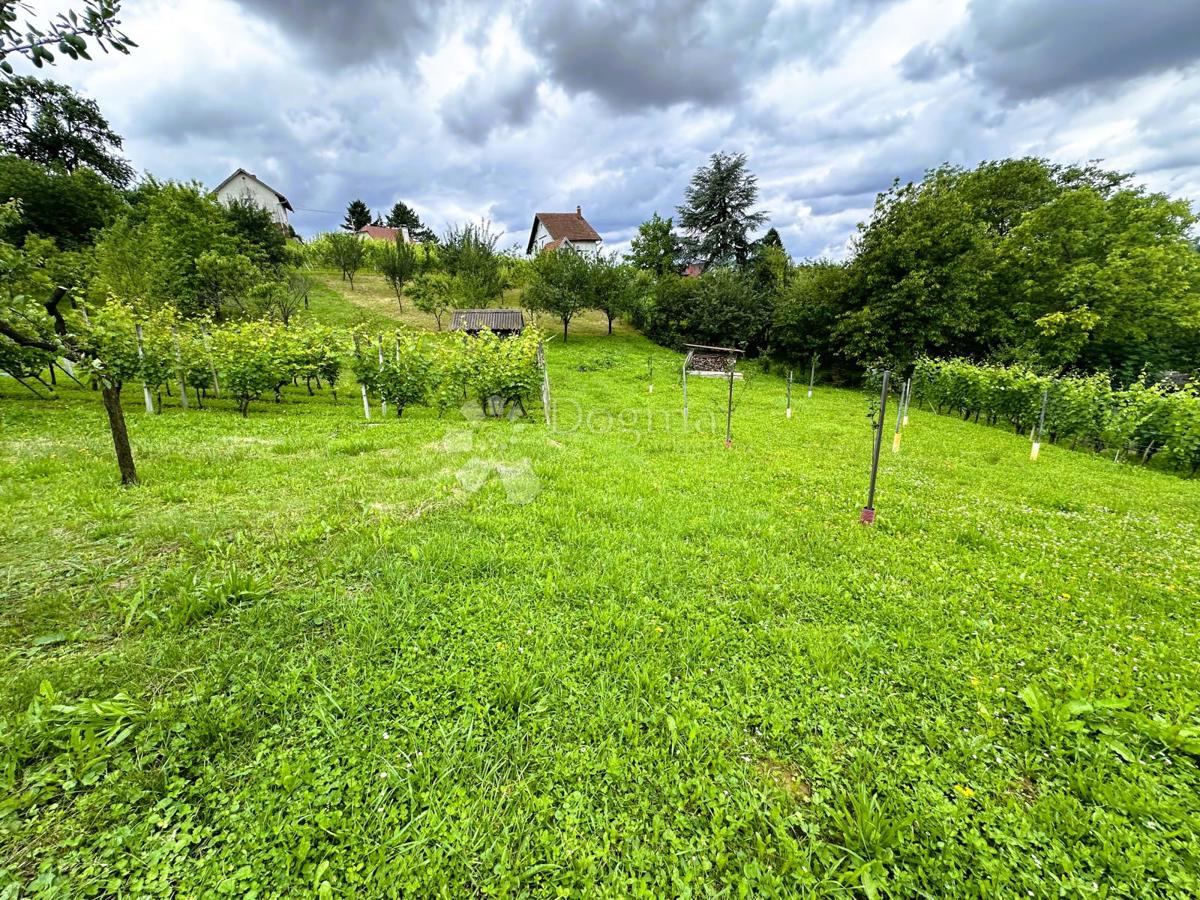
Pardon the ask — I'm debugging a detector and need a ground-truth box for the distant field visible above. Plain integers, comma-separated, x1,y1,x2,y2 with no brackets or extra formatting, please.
1,287,1198,897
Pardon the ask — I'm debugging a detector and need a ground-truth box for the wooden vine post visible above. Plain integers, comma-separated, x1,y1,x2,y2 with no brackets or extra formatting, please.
786,370,793,419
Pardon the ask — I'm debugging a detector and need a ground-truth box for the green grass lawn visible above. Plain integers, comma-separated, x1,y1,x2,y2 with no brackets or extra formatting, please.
1,290,1198,897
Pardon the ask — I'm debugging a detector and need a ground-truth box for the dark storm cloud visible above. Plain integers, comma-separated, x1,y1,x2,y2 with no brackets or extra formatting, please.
897,42,956,83
236,0,442,66
441,68,541,144
44,0,1200,258
520,0,900,111
948,0,1200,102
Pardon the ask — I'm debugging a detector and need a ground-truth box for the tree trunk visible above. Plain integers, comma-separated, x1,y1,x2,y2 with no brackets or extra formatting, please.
100,384,139,486
607,314,613,335
562,318,569,341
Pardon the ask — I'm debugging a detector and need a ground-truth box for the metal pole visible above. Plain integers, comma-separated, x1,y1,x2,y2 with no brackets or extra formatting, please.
862,370,890,524
135,324,155,414
786,370,792,418
808,355,817,399
901,377,911,426
1031,387,1048,460
724,357,735,448
648,355,653,394
892,377,904,453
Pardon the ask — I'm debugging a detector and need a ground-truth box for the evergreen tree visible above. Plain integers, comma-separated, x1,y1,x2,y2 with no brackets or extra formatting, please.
677,152,767,268
341,198,372,232
385,200,436,242
758,227,784,251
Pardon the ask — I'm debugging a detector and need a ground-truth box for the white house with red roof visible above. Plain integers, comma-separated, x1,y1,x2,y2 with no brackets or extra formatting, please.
525,206,602,256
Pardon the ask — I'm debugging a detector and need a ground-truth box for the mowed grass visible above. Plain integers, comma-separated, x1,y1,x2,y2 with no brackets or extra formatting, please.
1,294,1199,896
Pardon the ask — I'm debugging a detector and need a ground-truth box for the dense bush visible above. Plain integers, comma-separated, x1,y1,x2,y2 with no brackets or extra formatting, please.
645,269,772,351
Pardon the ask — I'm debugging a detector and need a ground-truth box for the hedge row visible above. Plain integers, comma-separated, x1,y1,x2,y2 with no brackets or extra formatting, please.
912,358,1200,474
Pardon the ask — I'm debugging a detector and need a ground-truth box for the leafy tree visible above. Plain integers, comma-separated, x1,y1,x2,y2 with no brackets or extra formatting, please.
0,154,122,247
223,197,287,269
341,199,371,232
627,212,682,276
590,253,637,335
524,245,590,340
647,268,771,350
0,204,139,483
326,231,365,289
0,0,136,75
377,236,417,307
831,158,1200,374
385,200,435,242
771,260,849,363
409,271,453,330
677,152,767,267
440,221,503,306
0,76,132,184
90,181,240,316
195,251,261,318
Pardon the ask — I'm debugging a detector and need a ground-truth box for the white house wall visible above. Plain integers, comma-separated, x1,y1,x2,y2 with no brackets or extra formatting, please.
216,174,289,227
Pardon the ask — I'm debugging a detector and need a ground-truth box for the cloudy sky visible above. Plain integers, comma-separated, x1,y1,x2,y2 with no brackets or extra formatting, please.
23,0,1200,257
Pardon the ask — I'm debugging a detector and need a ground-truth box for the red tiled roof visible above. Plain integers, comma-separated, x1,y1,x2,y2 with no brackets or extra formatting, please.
356,224,404,241
526,209,601,254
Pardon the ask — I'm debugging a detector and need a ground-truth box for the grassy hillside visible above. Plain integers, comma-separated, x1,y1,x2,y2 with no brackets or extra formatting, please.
1,286,1198,897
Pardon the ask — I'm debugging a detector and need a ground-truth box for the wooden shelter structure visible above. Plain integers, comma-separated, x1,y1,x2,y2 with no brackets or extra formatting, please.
682,344,745,447
450,309,525,337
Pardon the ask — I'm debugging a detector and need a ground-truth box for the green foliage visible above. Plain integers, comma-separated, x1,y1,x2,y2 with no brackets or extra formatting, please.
524,244,591,340
626,212,683,276
0,76,132,185
771,260,849,362
646,268,771,350
440,221,503,306
341,198,372,232
0,0,136,75
222,197,288,270
0,154,122,248
89,180,283,318
324,232,366,289
677,151,768,267
384,200,435,242
407,271,453,331
913,356,1200,473
817,158,1200,375
376,237,417,306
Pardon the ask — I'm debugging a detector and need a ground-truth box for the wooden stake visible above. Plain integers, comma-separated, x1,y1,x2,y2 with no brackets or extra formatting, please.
786,369,792,418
